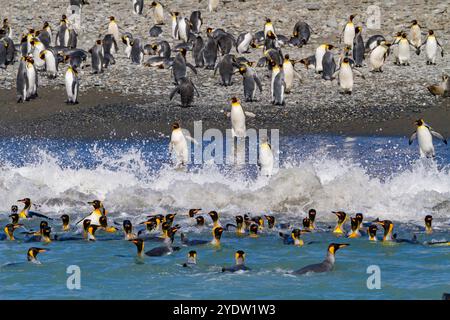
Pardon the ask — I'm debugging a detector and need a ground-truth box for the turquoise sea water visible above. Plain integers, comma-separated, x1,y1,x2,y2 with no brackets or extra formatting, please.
0,135,449,299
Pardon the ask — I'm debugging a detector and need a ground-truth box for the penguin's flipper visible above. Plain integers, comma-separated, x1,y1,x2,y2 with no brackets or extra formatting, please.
169,87,180,101
430,131,447,144
28,211,53,220
225,223,236,231
192,81,200,97
186,62,197,74
408,132,417,145
254,75,263,92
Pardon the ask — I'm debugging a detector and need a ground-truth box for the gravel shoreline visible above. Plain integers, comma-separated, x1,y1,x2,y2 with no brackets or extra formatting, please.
0,0,449,139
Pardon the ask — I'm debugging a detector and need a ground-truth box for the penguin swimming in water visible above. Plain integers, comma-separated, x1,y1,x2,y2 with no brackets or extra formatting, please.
237,64,262,102
17,198,51,220
258,136,274,176
424,215,433,234
308,209,317,230
332,211,347,234
417,30,445,65
264,215,275,229
293,243,349,275
61,214,71,232
65,65,79,104
182,250,197,267
374,219,418,244
367,224,378,241
180,232,209,246
208,211,221,228
225,215,246,235
27,247,48,264
347,217,362,238
195,216,205,227
210,226,223,247
409,119,447,158
79,200,107,226
132,227,181,257
222,250,251,272
427,73,449,97
341,15,356,48
188,209,201,218
98,216,119,234
1,224,23,241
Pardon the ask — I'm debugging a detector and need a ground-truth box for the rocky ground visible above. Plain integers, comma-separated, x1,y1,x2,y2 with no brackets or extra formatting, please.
0,0,449,138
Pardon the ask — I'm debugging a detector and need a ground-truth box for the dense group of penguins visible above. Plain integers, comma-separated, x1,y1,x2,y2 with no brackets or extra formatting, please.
1,0,449,108
1,198,448,278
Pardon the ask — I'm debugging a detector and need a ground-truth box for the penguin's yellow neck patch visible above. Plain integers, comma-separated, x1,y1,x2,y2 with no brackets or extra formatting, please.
231,102,241,108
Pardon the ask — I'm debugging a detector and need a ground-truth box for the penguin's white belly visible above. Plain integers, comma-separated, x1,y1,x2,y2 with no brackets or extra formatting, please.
65,72,74,98
85,212,101,226
283,64,294,91
178,20,187,42
231,109,246,138
426,39,437,60
339,66,353,90
410,27,421,47
398,41,410,62
271,70,279,98
417,128,434,157
237,34,251,53
171,132,188,164
369,47,385,69
315,48,326,72
45,54,56,73
27,66,36,94
343,25,355,46
259,148,274,176
154,6,164,23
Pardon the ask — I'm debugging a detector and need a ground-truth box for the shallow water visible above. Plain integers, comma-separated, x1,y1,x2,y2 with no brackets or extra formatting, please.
0,135,449,299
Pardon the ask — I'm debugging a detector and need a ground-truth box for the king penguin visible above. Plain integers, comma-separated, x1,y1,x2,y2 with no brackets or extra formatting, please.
417,30,445,65
169,122,189,167
65,65,79,104
409,119,447,158
258,136,274,176
237,64,263,102
292,243,349,275
342,15,356,48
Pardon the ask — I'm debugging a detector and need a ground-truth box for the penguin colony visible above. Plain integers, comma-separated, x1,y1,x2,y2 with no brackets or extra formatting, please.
0,2,448,107
1,200,449,277
0,1,449,288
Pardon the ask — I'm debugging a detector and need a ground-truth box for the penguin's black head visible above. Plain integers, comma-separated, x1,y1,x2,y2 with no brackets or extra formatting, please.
401,33,407,39
350,217,358,230
213,226,223,239
267,31,275,39
208,211,219,222
355,213,363,224
189,209,201,218
88,200,102,209
376,219,393,232
42,226,51,238
161,221,170,232
236,215,244,224
238,66,247,74
428,30,434,35
333,211,346,222
178,47,187,56
196,216,205,226
151,43,158,50
61,214,70,224
236,250,245,258
308,209,316,220
415,119,424,126
249,224,258,235
18,198,31,206
40,220,49,230
188,250,197,258
355,26,362,33
171,12,180,17
349,15,356,21
96,39,102,45
206,27,213,34
151,1,157,6
425,215,433,224
109,16,115,22
284,54,289,60
172,122,180,130
99,215,108,228
165,213,176,223
3,18,8,24
62,14,67,20
11,205,18,214
302,217,310,228
327,44,335,50
368,224,378,236
343,57,350,64
265,18,271,23
43,21,49,28
411,20,418,25
168,226,179,238
264,215,275,227
328,243,349,254
27,247,47,261
231,97,239,104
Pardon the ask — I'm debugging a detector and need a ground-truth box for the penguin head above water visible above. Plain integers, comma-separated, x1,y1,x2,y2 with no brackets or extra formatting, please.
355,213,363,225
235,215,244,224
264,215,275,229
9,213,19,225
27,247,47,263
368,225,378,240
87,200,102,210
249,224,259,237
212,226,224,243
302,217,311,229
375,219,394,240
208,211,219,224
195,216,205,226
327,243,349,255
415,119,425,127
189,209,201,218
42,227,52,243
425,215,433,233
4,224,22,240
308,209,316,223
165,213,176,224
61,214,70,231
130,238,144,256
172,122,180,130
18,198,32,209
39,221,49,233
187,250,197,264
235,250,246,265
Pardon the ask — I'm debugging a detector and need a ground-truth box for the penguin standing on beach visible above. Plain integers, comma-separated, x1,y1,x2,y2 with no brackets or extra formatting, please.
65,65,79,104
334,57,364,94
169,77,200,107
89,40,104,73
271,63,286,105
409,20,422,48
107,16,120,44
341,15,356,48
393,33,415,66
130,38,144,64
229,97,255,138
172,48,197,84
190,11,202,34
321,49,336,80
352,26,364,67
25,57,38,100
283,54,299,93
16,57,29,103
369,41,390,72
409,119,447,158
39,49,58,78
132,0,144,15
215,54,237,86
259,137,274,176
315,44,334,73
417,30,445,65
151,2,164,25
170,12,180,39
30,39,45,70
264,18,275,38
56,16,70,46
192,36,204,67
237,64,262,102
102,34,118,67
203,28,218,69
